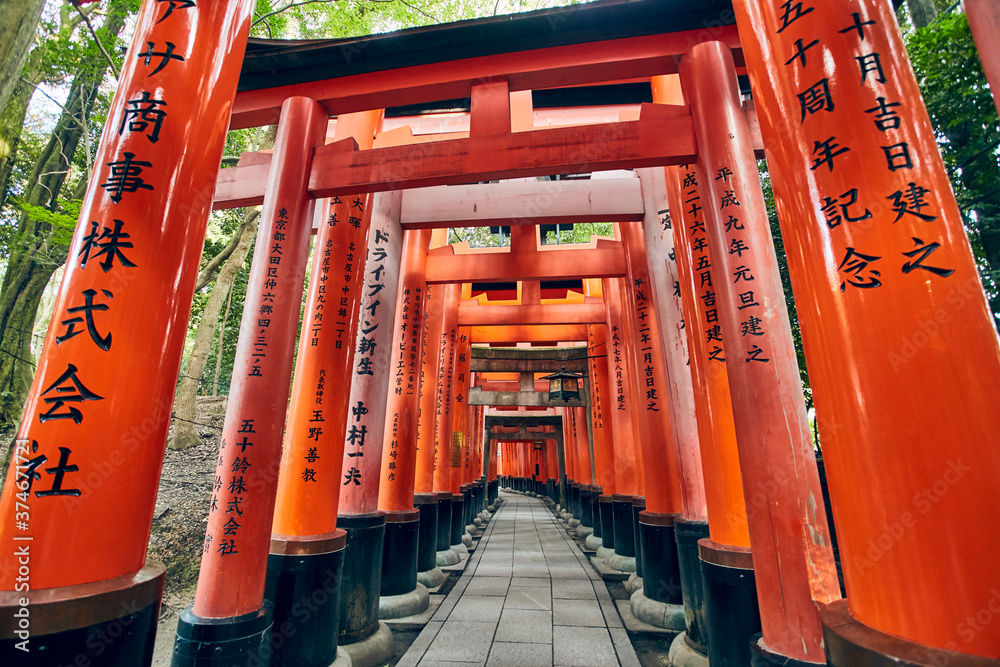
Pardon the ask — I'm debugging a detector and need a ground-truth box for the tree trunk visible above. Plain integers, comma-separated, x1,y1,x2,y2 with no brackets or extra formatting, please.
906,0,939,28
169,211,259,450
213,284,235,396
0,4,128,425
0,0,45,114
0,78,37,207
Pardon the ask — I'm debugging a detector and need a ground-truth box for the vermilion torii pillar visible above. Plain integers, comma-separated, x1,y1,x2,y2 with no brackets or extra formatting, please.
431,283,462,565
680,42,841,665
335,190,402,662
665,154,755,664
601,277,643,573
0,1,253,662
655,74,755,662
450,327,475,537
733,2,1000,662
178,95,326,663
266,110,381,667
378,229,436,592
585,317,617,552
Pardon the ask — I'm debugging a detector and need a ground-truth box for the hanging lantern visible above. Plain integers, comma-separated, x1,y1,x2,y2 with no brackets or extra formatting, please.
540,364,584,403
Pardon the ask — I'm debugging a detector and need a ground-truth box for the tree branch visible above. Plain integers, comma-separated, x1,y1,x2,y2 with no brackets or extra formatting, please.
251,0,338,28
72,3,119,79
195,208,260,292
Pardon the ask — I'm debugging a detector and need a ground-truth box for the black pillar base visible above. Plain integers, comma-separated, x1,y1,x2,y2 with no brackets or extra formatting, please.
435,493,453,551
590,487,603,538
337,512,386,646
699,538,761,667
674,519,710,650
570,482,581,516
581,487,595,528
172,604,273,667
451,494,465,545
632,497,646,578
638,512,682,605
264,531,347,667
382,510,420,597
612,496,636,557
599,495,615,549
414,494,439,573
0,563,164,667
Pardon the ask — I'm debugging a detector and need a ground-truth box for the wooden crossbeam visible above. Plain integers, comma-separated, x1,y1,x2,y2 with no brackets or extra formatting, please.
212,104,694,208
458,302,604,326
399,178,644,228
425,239,626,283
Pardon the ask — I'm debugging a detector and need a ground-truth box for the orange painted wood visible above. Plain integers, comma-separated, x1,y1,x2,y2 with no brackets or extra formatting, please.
414,286,444,496
620,221,683,515
966,0,1000,119
680,41,840,660
338,190,403,515
194,97,327,618
652,73,750,548
273,110,383,535
378,229,432,512
426,244,627,283
601,277,641,498
228,29,742,129
0,0,255,591
433,284,462,494
457,303,605,327
662,155,750,548
734,0,1000,656
213,105,695,207
468,324,587,344
470,80,511,137
637,166,708,523
586,316,616,496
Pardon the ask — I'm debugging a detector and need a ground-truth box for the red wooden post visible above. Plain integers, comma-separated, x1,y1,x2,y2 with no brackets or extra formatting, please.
378,228,433,592
0,0,254,660
733,1,1000,661
680,41,841,663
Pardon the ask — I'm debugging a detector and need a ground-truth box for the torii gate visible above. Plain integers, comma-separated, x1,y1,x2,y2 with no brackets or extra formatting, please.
1,2,999,667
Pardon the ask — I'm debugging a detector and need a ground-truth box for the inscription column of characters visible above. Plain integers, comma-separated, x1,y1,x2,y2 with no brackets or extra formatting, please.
0,0,246,590
731,0,1000,655
600,278,641,498
586,321,616,495
431,284,460,492
620,221,683,515
450,328,472,491
270,192,372,538
680,39,840,660
665,163,750,548
638,168,708,521
378,230,432,512
340,193,403,514
193,96,325,619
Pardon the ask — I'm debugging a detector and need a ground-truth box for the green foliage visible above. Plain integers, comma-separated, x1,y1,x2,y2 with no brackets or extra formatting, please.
904,9,1000,319
7,196,80,245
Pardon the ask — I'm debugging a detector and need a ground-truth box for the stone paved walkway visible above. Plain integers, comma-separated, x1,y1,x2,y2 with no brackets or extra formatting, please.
397,491,642,667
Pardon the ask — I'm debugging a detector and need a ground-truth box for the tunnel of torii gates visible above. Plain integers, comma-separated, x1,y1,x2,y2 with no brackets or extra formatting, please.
1,0,1000,666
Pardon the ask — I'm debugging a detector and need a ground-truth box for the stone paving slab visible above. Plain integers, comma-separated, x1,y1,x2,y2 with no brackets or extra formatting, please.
398,491,643,667
384,594,444,629
486,641,553,667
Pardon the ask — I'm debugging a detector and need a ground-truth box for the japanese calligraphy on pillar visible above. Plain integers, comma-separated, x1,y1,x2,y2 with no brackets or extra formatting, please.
675,168,730,365
772,1,955,291
340,193,402,513
0,0,260,590
272,191,372,538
